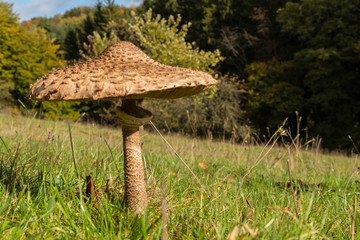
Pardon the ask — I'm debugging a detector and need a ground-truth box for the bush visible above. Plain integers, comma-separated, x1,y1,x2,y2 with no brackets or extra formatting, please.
142,76,248,141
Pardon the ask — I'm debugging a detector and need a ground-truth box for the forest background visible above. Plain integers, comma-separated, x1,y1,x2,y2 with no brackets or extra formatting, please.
0,0,359,150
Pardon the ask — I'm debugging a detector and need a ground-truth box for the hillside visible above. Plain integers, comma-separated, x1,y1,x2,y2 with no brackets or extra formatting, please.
21,7,92,45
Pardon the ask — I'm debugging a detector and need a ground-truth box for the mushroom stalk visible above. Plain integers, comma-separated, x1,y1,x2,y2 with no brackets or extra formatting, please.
118,99,151,213
122,125,148,212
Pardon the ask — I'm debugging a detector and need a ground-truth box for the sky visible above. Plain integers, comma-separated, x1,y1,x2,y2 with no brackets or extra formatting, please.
9,0,143,21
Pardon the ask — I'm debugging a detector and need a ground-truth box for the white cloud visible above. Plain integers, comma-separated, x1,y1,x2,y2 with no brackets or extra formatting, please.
16,0,68,20
124,0,142,8
12,0,96,20
11,0,142,21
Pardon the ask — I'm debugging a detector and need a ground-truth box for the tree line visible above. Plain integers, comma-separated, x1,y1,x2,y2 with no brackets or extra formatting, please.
1,0,359,149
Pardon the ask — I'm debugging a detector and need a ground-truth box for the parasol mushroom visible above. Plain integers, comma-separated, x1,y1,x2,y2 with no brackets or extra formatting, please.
26,41,217,213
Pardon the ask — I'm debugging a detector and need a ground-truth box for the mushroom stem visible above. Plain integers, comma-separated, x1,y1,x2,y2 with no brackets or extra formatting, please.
120,99,148,213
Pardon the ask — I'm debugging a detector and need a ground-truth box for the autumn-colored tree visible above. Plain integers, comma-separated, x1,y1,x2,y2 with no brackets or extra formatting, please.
0,2,80,119
0,2,18,107
0,2,63,99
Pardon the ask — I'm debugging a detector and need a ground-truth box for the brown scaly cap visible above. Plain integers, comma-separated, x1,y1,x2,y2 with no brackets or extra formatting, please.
26,41,218,101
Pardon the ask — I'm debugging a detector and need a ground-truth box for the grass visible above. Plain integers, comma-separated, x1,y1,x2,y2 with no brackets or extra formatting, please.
0,112,359,239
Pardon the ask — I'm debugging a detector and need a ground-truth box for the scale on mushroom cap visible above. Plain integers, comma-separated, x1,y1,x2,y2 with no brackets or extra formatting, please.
26,41,217,213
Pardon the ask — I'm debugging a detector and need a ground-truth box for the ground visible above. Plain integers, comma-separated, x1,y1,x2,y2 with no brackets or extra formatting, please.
0,112,359,239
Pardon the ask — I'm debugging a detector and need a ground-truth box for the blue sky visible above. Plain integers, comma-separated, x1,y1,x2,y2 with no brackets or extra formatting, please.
9,0,143,21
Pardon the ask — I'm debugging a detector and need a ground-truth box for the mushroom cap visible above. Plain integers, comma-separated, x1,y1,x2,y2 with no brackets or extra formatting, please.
26,41,218,101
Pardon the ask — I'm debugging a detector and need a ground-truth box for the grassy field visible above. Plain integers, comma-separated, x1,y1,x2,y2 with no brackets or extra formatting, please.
0,112,359,239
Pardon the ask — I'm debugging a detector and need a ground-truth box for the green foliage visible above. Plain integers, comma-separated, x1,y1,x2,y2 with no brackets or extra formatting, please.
93,1,108,33
0,2,79,120
63,7,92,18
63,2,132,61
278,0,360,48
276,0,360,148
1,2,62,100
245,59,304,133
0,2,17,107
140,0,289,75
93,30,119,56
63,7,82,18
31,16,68,44
64,28,81,60
0,3,63,100
140,0,236,71
128,9,223,74
11,31,63,99
24,7,91,54
0,2,20,80
83,30,119,58
41,101,80,120
237,0,360,148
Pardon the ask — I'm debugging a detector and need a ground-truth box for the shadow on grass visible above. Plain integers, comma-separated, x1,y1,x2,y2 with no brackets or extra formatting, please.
0,157,45,194
0,138,52,194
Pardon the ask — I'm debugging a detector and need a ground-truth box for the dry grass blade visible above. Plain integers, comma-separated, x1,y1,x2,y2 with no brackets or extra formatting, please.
0,217,19,223
295,111,302,158
244,194,254,221
287,160,299,218
161,182,168,240
150,121,206,194
348,135,359,154
241,119,287,184
351,195,357,240
229,226,239,240
244,194,253,209
244,224,258,238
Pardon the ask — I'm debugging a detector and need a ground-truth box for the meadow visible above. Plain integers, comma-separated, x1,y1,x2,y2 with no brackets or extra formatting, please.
0,112,359,239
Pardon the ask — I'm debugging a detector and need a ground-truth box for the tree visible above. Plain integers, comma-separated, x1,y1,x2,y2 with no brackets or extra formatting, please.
10,28,63,100
64,28,81,60
140,0,291,76
246,0,360,149
276,0,360,148
0,2,79,119
94,1,108,33
128,9,222,73
245,59,304,134
0,2,19,107
63,1,132,61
